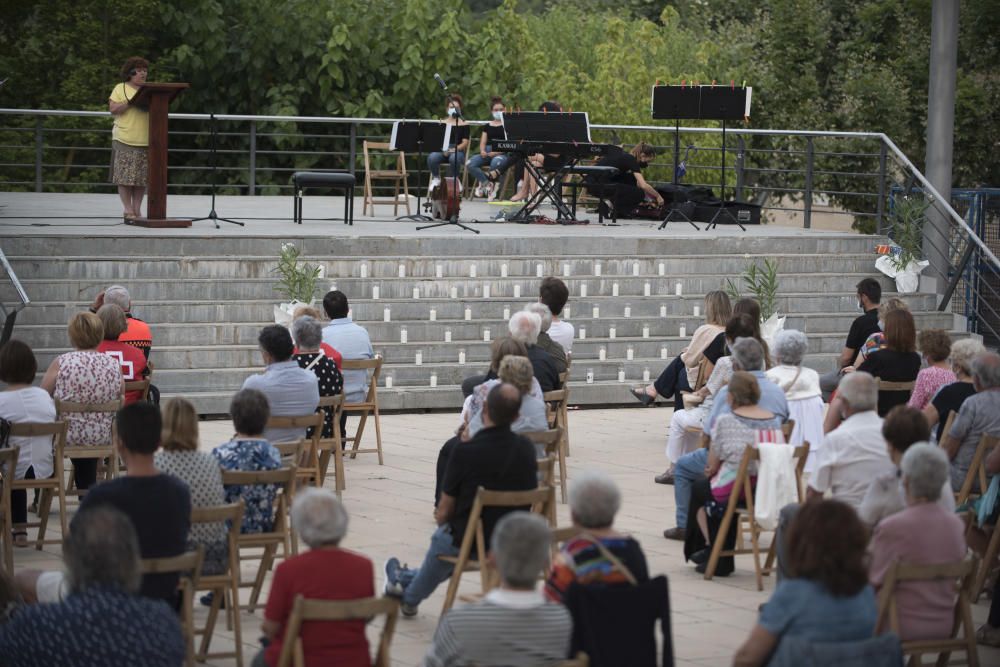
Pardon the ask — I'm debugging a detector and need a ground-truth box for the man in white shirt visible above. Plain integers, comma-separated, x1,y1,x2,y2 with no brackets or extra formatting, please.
539,277,573,353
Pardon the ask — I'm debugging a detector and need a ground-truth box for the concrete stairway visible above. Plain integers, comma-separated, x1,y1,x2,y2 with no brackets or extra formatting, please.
4,234,959,414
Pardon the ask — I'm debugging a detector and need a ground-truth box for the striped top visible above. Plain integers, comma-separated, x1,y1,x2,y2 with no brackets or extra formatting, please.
544,535,649,602
425,589,571,667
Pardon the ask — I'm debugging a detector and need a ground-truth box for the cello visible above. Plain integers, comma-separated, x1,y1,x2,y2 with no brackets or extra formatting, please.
427,176,462,220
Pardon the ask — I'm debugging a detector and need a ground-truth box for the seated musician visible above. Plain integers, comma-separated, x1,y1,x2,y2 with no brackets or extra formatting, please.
467,97,511,201
427,94,469,193
585,142,663,217
491,100,564,202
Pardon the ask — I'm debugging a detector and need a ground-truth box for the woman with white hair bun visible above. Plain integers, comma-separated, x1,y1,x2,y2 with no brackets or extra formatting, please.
765,329,823,472
255,488,374,667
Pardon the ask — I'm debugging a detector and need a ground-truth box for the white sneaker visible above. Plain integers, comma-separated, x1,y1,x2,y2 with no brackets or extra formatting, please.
487,182,499,201
428,178,441,197
473,184,485,198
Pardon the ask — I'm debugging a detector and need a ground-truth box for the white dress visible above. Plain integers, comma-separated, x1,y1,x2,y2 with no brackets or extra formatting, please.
766,364,825,472
0,387,58,479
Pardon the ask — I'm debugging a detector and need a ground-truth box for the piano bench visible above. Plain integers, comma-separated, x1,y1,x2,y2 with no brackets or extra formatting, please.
292,171,356,225
564,166,620,225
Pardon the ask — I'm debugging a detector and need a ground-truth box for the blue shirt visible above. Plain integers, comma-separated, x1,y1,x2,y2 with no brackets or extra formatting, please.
242,359,320,443
0,586,185,667
706,369,789,432
322,316,374,402
213,438,282,534
760,578,877,647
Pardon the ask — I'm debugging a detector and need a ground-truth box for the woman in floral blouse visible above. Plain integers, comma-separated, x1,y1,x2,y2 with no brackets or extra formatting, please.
290,316,343,439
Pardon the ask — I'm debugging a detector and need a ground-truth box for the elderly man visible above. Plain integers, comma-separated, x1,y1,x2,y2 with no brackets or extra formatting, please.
540,277,574,352
243,325,320,444
89,284,153,359
509,310,561,392
819,277,882,400
940,350,1000,490
321,290,374,404
663,337,789,540
256,488,373,667
0,506,185,666
385,384,538,617
525,302,568,374
425,512,571,667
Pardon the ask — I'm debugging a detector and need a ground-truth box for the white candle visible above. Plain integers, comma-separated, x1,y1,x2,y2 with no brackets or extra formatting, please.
563,263,571,277
503,306,511,320
633,262,640,276
483,328,491,342
450,286,458,299
579,326,586,340
412,287,420,299
385,374,393,388
675,282,682,296
483,284,491,299
626,346,634,361
430,373,437,388
694,305,701,317
624,303,631,318
594,261,602,277
470,264,477,278
643,367,651,382
436,264,443,278
400,327,408,343
609,327,617,339
444,329,452,342
618,366,626,383
599,346,607,361
642,323,650,338
360,263,368,278
644,282,651,297
372,285,380,299
563,306,570,318
660,345,668,360
612,282,619,297
660,304,667,318
415,350,423,365
679,324,687,338
658,262,666,276
458,348,466,365
536,263,543,278
592,306,600,319
513,285,521,298
398,263,405,278
586,368,595,384
429,309,437,321
464,307,472,321
383,307,391,322
329,282,337,292
501,263,508,277
580,283,587,298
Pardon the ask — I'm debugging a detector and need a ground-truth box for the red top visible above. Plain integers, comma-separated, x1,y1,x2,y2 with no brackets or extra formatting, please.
293,343,342,371
264,548,374,667
119,315,153,358
97,340,148,404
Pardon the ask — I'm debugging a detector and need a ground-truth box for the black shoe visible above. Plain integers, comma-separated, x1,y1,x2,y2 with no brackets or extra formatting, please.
695,560,734,576
484,168,500,183
630,388,656,406
689,548,710,566
200,592,225,609
654,469,675,485
662,527,685,541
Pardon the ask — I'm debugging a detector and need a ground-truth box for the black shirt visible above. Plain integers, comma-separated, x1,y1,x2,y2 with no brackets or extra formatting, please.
441,425,538,549
703,332,728,365
844,308,881,355
528,344,562,392
77,474,191,605
482,123,506,152
857,349,922,416
293,352,344,438
595,151,643,187
931,381,977,441
447,123,469,149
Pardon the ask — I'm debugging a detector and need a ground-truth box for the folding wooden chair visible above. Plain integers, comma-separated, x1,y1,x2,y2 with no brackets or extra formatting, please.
342,358,384,464
123,377,152,402
439,485,556,615
267,412,324,488
7,421,69,549
525,429,567,503
276,595,399,667
875,557,980,667
190,502,244,667
704,443,810,591
955,434,999,506
556,653,590,667
221,466,297,612
544,385,571,473
780,419,796,442
141,548,204,667
876,379,916,414
972,517,1000,603
692,357,711,392
940,410,956,443
273,440,305,468
317,394,346,493
55,398,123,497
362,140,410,216
0,447,18,573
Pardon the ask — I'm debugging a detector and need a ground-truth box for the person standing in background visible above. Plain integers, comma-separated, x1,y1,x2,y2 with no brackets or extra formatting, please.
108,57,150,220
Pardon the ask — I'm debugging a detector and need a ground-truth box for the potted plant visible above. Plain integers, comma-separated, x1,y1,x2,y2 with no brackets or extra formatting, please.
272,242,323,325
726,257,785,345
875,195,930,293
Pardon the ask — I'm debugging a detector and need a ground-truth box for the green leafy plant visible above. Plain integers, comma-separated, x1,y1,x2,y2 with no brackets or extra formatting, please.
888,195,928,271
272,243,321,304
725,257,780,321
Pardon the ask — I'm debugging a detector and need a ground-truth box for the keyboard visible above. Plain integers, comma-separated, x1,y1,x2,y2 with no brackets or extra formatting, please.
492,140,617,157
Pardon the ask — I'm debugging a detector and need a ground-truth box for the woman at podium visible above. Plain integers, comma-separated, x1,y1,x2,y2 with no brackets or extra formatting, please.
108,56,150,220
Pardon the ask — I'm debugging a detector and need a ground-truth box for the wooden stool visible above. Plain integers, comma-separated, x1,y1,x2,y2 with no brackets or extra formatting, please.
291,171,356,225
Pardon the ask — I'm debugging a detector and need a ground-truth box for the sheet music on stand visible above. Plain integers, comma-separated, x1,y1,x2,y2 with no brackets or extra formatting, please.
390,121,451,152
501,111,591,144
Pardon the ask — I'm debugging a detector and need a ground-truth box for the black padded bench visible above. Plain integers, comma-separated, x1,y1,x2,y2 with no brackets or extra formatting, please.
292,171,356,225
564,165,620,225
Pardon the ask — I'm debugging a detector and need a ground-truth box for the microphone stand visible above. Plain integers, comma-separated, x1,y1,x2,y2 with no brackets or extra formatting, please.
417,90,478,234
189,113,245,228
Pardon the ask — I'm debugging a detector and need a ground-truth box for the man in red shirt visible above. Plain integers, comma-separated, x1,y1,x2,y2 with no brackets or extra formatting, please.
90,284,153,360
258,488,374,667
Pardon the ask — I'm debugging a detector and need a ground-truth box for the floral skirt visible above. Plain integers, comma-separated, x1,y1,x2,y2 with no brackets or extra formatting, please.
109,140,148,186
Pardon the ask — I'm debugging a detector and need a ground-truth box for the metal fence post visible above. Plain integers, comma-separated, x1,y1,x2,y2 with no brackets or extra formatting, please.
803,137,814,229
248,120,257,196
735,136,745,201
876,141,887,235
349,123,357,178
34,118,43,192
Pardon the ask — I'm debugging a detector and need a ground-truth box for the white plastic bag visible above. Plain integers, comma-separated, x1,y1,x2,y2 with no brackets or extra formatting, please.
874,255,929,294
273,299,311,326
761,312,786,350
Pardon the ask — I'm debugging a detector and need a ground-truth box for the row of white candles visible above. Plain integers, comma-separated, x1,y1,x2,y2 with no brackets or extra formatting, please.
367,282,690,301
359,261,673,280
384,363,657,389
390,323,686,343
381,304,696,327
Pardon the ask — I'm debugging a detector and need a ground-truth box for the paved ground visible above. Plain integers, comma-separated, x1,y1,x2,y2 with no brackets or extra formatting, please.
11,406,998,666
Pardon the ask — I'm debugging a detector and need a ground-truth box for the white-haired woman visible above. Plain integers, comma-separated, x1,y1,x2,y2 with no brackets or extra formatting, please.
256,488,374,667
869,444,966,641
923,337,985,442
508,309,561,392
766,329,823,473
545,470,649,602
291,315,343,439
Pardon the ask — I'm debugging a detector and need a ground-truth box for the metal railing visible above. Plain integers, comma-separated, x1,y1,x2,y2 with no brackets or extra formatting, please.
1,108,998,342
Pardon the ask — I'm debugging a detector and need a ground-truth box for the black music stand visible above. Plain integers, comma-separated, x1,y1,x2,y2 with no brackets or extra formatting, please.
700,86,749,230
651,86,701,229
416,120,478,234
391,121,445,222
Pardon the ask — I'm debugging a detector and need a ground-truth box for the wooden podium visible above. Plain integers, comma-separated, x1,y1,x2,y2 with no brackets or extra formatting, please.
127,82,192,228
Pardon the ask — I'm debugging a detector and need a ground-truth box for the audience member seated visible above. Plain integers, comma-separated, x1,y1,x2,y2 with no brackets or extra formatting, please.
855,309,921,416
976,439,1000,647
684,372,783,577
213,389,282,535
460,335,525,401
465,97,512,201
427,512,572,667
385,384,538,617
291,315,344,439
766,329,823,472
940,350,1000,490
658,313,754,484
89,284,154,359
291,305,342,369
0,506,185,666
509,310,561,392
546,470,648,602
525,302,568,374
632,290,733,407
859,406,954,526
254,488,373,667
321,290,374,441
906,329,955,410
924,338,984,441
540,277,574,353
242,324,320,444
819,277,881,400
96,303,148,404
733,499,877,667
663,337,788,541
154,398,228,575
0,567,20,623
869,443,966,641
0,340,57,548
17,402,191,606
40,311,123,492
854,296,909,365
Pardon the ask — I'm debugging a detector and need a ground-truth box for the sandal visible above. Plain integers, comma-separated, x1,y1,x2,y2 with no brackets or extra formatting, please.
12,529,28,548
630,387,656,406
